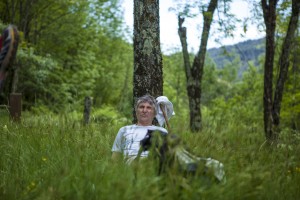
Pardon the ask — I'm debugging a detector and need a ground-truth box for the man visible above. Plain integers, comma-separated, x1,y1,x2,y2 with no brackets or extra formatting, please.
111,95,168,164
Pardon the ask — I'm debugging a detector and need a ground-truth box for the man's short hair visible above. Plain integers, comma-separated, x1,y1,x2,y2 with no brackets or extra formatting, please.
135,95,157,115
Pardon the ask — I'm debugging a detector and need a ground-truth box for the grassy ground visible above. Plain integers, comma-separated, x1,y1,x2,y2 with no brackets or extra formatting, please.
1,111,300,200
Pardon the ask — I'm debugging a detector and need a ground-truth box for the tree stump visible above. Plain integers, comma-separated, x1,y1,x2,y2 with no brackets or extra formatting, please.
83,96,92,125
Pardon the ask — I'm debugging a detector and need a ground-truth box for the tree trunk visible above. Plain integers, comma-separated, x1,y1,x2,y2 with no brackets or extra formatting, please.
133,0,163,122
272,0,300,129
178,0,218,132
291,34,300,131
261,0,300,143
261,0,278,142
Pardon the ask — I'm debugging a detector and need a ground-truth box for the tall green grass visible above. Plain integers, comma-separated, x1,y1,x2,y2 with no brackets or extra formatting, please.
1,111,300,200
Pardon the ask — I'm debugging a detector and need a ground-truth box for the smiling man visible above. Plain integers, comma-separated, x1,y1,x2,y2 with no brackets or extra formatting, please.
111,95,168,164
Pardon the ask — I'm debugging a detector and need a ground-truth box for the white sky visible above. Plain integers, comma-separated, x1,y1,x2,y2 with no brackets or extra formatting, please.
121,0,264,54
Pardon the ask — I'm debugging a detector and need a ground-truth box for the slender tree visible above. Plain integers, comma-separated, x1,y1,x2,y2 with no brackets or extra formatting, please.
261,0,300,143
272,0,300,129
178,0,218,132
133,0,163,122
261,0,279,142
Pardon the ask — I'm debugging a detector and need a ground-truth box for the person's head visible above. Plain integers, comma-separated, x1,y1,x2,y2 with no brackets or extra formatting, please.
135,95,157,126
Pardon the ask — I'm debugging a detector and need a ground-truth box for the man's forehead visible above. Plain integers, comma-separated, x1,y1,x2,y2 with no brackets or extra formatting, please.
138,102,154,107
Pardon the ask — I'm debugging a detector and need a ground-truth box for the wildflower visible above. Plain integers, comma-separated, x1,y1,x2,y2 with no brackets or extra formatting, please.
42,156,48,162
27,181,36,191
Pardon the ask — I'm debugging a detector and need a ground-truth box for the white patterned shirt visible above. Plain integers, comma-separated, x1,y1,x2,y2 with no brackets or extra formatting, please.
112,124,168,164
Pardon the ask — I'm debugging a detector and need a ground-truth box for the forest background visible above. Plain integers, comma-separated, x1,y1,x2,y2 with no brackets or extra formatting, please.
0,0,300,199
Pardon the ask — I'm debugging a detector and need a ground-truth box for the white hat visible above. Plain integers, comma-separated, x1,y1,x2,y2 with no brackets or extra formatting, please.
155,96,175,126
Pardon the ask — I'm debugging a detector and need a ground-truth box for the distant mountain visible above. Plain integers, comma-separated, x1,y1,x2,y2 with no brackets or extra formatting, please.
207,38,265,76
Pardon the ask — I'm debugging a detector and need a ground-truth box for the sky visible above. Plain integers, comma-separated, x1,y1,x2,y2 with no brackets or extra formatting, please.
121,0,265,54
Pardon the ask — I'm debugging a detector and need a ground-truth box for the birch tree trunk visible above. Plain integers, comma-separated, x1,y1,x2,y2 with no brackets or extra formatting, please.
133,0,163,122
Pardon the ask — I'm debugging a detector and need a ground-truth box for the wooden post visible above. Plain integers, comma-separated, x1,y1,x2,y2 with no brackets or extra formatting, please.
83,96,92,125
9,93,22,121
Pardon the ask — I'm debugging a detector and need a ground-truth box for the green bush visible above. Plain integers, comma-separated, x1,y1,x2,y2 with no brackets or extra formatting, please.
92,105,130,125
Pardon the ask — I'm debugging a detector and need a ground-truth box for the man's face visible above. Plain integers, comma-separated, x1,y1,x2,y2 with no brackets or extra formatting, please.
136,102,155,126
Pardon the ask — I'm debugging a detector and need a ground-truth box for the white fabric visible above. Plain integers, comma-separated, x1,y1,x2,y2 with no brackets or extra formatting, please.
112,124,167,164
155,96,175,126
205,158,226,182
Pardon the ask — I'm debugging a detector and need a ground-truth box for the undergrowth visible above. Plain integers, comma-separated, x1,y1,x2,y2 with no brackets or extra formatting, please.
0,111,299,200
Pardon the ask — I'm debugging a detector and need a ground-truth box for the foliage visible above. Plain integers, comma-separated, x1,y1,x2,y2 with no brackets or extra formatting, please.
0,0,135,115
16,47,72,111
172,0,242,46
163,53,189,112
92,105,130,124
280,35,300,130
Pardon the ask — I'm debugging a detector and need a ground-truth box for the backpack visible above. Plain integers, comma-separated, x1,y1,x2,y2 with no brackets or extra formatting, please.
138,130,226,183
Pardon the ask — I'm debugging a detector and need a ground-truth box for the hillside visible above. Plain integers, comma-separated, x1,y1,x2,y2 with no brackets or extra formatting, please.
207,38,265,76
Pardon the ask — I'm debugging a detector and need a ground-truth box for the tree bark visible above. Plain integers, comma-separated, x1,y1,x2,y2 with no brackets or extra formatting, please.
261,0,300,143
133,0,163,123
261,0,278,142
272,0,300,128
291,34,300,131
178,0,218,132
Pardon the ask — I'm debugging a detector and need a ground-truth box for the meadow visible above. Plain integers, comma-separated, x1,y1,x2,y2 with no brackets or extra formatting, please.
1,109,300,200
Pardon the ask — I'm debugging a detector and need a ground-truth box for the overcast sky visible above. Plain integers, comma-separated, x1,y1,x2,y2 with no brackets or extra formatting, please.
121,0,264,54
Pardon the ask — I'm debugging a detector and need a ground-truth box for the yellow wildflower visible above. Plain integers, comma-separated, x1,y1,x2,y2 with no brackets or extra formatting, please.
27,181,36,191
42,156,48,162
